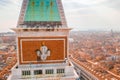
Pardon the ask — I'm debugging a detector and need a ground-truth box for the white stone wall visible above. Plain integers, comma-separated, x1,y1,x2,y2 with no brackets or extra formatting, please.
9,63,78,80
16,30,69,37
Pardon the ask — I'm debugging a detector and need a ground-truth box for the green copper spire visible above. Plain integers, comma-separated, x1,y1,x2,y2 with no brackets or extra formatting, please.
18,0,67,28
24,0,61,22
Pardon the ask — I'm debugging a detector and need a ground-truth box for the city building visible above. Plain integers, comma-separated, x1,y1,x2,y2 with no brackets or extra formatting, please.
8,0,78,80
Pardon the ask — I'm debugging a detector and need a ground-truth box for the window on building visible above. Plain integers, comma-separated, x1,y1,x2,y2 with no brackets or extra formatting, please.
45,69,54,74
22,70,31,76
34,70,42,75
57,69,65,74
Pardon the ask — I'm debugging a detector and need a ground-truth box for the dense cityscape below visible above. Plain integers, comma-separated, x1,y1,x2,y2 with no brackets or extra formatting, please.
0,31,120,80
70,31,120,80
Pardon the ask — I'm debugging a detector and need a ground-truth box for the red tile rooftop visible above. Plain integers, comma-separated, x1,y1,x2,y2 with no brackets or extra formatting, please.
70,56,120,80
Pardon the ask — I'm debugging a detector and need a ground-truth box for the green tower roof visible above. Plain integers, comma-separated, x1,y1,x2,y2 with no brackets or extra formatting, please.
24,0,61,22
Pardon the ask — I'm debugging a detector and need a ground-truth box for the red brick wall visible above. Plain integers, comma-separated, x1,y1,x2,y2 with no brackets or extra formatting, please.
18,37,67,64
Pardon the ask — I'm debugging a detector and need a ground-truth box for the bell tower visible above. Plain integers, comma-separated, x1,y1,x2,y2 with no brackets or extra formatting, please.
9,0,78,80
15,0,69,64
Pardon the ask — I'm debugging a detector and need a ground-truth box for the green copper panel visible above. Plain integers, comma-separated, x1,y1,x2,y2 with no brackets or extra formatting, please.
24,0,61,22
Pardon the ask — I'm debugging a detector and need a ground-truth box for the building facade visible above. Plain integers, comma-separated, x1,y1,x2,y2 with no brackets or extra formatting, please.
8,0,78,80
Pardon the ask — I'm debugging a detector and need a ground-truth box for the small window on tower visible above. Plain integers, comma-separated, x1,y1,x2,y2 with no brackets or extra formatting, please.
22,70,31,76
34,70,42,75
45,69,54,74
57,69,65,74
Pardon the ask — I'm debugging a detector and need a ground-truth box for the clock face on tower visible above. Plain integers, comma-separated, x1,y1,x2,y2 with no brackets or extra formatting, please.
18,37,67,64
